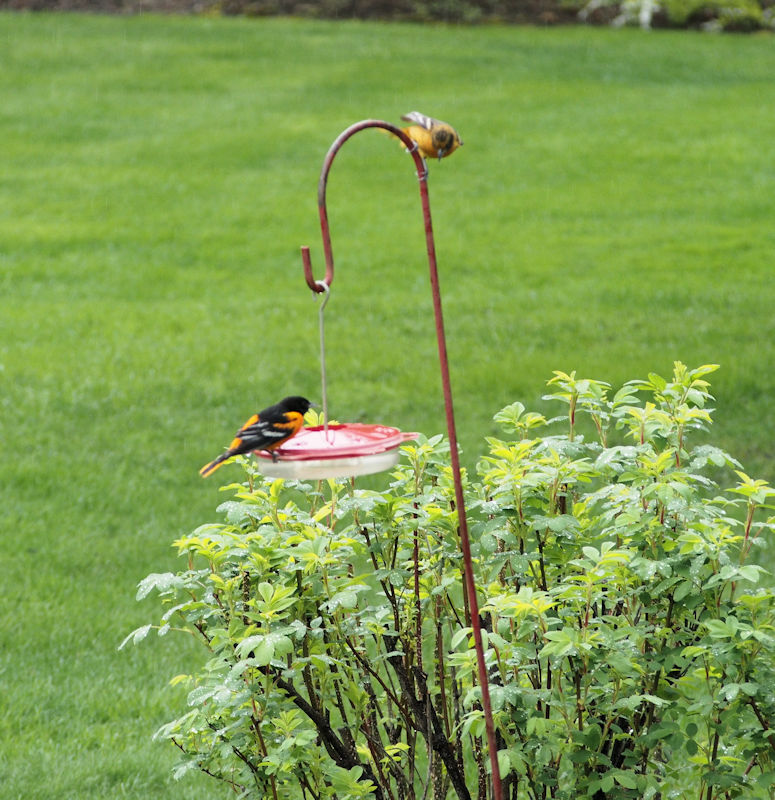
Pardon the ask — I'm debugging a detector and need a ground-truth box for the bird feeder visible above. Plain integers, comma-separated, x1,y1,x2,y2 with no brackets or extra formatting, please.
259,118,503,800
256,424,418,480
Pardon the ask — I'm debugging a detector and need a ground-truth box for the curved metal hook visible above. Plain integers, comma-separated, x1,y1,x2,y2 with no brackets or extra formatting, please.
301,119,428,293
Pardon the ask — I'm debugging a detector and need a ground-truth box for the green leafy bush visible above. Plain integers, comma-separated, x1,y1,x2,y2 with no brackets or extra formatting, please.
125,363,775,799
661,0,765,29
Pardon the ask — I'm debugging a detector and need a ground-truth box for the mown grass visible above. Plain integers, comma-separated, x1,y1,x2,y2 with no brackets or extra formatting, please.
1,12,774,798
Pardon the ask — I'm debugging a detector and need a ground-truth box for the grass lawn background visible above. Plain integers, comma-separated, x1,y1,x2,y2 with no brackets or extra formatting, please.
1,12,774,798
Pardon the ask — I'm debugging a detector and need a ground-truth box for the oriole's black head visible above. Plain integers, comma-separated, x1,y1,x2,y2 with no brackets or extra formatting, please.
280,396,314,415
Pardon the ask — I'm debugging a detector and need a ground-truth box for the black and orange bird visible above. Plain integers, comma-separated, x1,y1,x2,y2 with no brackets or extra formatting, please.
199,395,313,478
399,111,463,161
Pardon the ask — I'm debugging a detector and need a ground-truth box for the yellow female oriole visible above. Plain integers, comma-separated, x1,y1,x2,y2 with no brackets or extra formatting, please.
399,111,463,161
199,395,313,478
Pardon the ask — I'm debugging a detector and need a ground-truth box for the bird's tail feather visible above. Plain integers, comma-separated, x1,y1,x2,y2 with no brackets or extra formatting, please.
199,453,231,478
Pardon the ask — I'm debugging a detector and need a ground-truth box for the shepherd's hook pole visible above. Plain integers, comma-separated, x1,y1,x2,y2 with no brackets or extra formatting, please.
300,119,503,800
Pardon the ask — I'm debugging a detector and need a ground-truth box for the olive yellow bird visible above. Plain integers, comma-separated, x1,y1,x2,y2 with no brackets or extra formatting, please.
398,111,463,161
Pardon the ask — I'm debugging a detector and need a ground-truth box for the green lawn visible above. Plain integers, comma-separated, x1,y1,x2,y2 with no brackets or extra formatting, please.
1,12,774,798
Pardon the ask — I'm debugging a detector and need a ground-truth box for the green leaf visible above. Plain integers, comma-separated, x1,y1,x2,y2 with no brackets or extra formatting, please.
136,572,182,600
497,749,513,779
584,724,602,750
325,589,359,611
235,631,293,665
615,770,639,789
451,627,472,650
235,634,274,665
647,372,667,391
738,564,766,583
606,652,639,676
172,760,198,781
705,618,735,639
118,624,153,650
757,773,775,790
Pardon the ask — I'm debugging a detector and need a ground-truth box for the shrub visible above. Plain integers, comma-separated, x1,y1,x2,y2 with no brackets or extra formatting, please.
661,0,764,29
125,362,775,799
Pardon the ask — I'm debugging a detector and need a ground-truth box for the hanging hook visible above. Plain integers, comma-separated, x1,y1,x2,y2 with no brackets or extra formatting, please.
300,120,427,293
302,245,331,294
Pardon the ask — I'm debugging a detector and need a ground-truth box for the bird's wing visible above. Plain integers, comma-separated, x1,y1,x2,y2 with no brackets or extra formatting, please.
234,411,304,449
401,111,437,130
228,414,271,449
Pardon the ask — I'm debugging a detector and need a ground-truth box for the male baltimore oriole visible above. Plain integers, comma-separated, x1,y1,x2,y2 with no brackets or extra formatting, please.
399,111,463,161
199,395,313,478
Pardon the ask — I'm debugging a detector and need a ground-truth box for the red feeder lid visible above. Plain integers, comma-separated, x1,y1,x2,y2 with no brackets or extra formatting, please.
255,423,418,479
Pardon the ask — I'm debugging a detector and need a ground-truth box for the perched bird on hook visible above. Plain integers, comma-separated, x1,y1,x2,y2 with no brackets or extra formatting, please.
399,111,463,161
199,395,314,478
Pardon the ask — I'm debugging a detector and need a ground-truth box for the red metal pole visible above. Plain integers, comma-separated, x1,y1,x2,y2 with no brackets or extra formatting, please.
301,119,502,800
